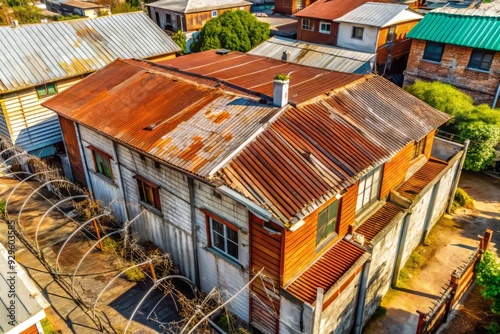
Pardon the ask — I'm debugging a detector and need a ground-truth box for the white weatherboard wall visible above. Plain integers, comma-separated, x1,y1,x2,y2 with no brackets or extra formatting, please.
336,24,378,54
149,7,183,31
79,125,251,321
0,77,82,154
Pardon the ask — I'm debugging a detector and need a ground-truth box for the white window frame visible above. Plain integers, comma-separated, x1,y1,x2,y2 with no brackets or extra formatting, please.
211,10,217,18
302,18,313,31
209,217,239,261
356,166,382,214
319,21,331,34
352,26,364,40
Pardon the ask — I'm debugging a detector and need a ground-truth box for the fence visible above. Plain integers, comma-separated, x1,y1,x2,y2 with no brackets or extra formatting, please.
416,229,493,334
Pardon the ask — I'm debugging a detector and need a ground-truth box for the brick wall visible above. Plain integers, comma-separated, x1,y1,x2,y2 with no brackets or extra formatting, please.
404,39,500,106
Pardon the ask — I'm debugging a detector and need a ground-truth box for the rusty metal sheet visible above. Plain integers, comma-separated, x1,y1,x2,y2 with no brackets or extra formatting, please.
356,202,403,242
286,240,366,304
295,0,395,20
397,158,449,200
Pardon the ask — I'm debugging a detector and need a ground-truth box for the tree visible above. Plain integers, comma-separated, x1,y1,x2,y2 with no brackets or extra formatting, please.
477,251,500,313
11,5,44,24
191,10,269,52
171,30,186,55
405,80,500,171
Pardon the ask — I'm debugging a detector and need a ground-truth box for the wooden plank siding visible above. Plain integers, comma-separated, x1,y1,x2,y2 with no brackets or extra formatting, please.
250,213,281,333
376,20,421,63
424,130,436,159
58,116,86,186
282,185,357,286
185,5,250,31
380,142,414,199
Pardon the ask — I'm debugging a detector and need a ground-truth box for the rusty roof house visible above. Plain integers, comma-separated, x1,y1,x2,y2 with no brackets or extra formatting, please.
43,50,466,334
0,12,179,173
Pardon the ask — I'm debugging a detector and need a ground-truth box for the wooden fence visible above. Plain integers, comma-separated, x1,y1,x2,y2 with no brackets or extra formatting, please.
416,229,493,334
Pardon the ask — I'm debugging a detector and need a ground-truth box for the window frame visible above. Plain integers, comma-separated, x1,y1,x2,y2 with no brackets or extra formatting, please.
352,26,364,40
319,21,331,34
133,174,161,211
356,166,382,215
422,41,444,63
35,82,58,99
412,137,426,160
386,25,396,43
202,209,239,262
211,10,217,18
467,49,495,72
302,18,313,31
316,199,339,246
88,145,113,180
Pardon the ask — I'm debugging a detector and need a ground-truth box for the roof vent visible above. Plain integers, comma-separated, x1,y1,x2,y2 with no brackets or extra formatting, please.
12,20,19,27
216,49,231,55
273,74,290,107
282,51,291,61
145,123,158,131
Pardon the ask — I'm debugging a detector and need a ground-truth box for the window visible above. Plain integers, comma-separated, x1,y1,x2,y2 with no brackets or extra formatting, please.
316,200,339,245
352,27,364,40
468,49,495,71
319,21,331,34
211,10,217,17
36,83,57,99
134,175,161,211
207,215,239,261
302,18,313,31
165,14,172,25
88,146,113,180
386,26,396,43
423,42,444,62
412,137,426,160
356,166,382,214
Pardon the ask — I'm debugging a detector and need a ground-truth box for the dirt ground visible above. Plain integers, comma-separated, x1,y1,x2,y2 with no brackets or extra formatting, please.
364,171,500,334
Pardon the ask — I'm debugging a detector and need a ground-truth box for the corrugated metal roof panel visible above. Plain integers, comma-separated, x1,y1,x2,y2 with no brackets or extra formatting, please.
248,36,376,74
296,0,395,20
334,2,412,27
0,12,180,93
146,0,251,13
397,158,448,200
356,202,403,241
286,240,366,304
407,8,500,51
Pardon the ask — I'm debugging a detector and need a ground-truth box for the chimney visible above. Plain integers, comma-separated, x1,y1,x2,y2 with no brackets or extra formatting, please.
273,74,290,107
281,50,291,61
12,20,19,27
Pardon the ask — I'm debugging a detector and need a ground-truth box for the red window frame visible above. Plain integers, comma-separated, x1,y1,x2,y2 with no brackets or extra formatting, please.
133,174,161,211
87,145,113,180
201,209,239,260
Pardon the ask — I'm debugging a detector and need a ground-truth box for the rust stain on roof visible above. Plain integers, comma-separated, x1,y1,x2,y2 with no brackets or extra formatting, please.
397,158,449,200
207,109,231,124
356,202,403,242
286,240,366,304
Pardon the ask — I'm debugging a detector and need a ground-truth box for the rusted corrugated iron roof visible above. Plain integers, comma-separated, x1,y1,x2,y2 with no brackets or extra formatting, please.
159,51,361,105
295,0,395,20
43,59,283,176
146,0,251,13
286,240,366,304
397,158,449,200
356,202,403,242
0,12,180,93
217,75,451,224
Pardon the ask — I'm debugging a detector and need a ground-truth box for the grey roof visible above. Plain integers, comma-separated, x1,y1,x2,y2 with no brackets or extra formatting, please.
334,2,420,27
0,12,180,93
0,243,49,333
146,0,252,13
249,36,375,74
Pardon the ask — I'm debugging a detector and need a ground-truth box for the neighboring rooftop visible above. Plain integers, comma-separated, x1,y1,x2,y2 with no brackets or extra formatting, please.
62,0,107,8
407,7,500,51
295,0,394,20
0,12,180,93
146,0,252,12
44,52,451,226
334,2,422,27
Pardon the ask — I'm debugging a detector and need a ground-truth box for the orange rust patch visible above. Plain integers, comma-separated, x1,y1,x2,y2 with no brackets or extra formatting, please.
178,136,203,161
207,110,231,124
224,133,233,141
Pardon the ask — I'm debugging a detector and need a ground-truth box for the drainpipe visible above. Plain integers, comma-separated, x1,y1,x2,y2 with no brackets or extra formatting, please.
354,259,372,334
492,82,500,109
74,122,94,195
446,139,470,213
311,287,324,334
188,176,201,288
112,141,131,223
391,211,411,287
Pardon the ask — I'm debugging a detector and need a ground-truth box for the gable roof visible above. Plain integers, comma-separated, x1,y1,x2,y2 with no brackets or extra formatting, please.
248,36,375,74
334,3,422,27
407,7,500,51
0,12,180,94
44,53,451,226
295,0,394,21
146,0,251,13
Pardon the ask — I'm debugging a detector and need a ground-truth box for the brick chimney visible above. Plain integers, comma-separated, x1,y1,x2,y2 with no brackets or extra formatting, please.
273,74,290,107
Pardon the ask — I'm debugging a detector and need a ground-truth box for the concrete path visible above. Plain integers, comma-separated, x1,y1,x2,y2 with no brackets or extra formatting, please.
363,171,500,334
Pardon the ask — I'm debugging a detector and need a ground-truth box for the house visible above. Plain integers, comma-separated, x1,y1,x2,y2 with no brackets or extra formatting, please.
404,7,500,107
1,242,50,334
43,51,465,334
249,36,376,73
0,12,179,179
59,1,111,17
274,0,317,15
146,0,252,32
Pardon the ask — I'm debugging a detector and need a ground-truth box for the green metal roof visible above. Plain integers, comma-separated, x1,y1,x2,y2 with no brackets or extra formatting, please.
407,9,500,51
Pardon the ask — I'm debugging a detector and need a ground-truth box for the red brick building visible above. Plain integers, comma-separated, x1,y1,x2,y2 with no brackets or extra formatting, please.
274,0,317,15
405,7,500,107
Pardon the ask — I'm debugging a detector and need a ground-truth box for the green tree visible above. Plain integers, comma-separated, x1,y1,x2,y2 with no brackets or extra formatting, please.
171,30,186,54
477,251,500,314
191,10,269,52
12,5,44,24
111,2,140,14
458,122,500,172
